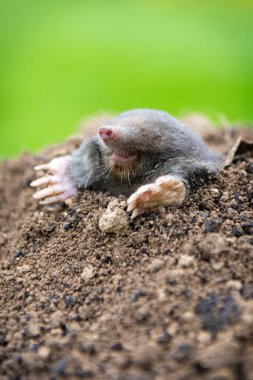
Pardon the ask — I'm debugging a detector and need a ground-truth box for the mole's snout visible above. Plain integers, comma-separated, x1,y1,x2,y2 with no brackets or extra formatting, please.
99,127,115,140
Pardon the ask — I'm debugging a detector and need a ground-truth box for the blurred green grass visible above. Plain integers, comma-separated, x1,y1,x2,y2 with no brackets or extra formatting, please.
0,0,253,158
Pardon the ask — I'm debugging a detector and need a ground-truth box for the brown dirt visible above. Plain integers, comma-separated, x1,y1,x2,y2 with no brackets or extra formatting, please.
0,124,253,380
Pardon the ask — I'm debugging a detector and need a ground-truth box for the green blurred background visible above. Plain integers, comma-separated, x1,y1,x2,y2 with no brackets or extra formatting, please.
1,0,253,158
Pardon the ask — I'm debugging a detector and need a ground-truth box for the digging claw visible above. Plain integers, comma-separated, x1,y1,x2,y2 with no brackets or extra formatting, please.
126,202,135,213
39,194,68,205
34,164,51,171
30,175,58,187
33,185,62,200
131,209,142,219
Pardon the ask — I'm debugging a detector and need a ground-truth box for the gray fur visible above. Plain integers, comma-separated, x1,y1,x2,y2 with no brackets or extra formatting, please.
68,109,224,196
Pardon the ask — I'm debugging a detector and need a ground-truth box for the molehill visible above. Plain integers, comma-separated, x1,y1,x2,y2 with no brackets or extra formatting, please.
0,119,253,380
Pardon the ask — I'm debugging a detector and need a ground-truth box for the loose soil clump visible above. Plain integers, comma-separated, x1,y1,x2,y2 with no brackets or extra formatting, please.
0,123,253,380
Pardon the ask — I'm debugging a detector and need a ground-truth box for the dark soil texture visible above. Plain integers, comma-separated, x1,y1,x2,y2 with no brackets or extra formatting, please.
0,123,253,380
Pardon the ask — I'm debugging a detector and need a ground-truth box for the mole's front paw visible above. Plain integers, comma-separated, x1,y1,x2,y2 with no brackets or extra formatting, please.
127,175,186,219
30,155,77,205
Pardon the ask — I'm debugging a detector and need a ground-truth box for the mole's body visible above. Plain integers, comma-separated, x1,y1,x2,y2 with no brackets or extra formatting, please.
31,109,223,218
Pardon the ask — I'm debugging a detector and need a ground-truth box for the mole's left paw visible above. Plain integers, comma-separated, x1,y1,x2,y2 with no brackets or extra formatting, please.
127,175,186,219
31,155,77,205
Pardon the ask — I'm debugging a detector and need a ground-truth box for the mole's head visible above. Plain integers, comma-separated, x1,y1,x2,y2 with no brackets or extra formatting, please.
97,109,177,178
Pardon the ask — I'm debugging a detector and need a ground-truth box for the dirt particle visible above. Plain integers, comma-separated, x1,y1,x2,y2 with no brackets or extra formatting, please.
205,368,237,380
241,284,253,299
13,250,26,259
232,226,244,237
196,293,240,334
111,342,123,351
0,233,7,245
197,233,229,259
27,323,40,337
196,336,240,369
16,264,31,273
211,261,224,271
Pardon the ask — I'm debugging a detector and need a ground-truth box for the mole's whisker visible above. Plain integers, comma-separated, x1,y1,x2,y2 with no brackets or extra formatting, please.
87,116,104,127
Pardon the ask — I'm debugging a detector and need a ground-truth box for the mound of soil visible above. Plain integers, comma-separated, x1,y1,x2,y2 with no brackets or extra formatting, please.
0,123,253,380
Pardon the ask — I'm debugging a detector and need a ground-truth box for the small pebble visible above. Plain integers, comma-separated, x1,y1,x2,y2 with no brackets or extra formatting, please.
98,201,129,233
205,368,236,380
157,332,171,345
205,220,218,233
54,358,68,376
38,346,50,359
232,226,244,237
130,289,144,302
166,322,178,336
149,258,165,273
111,342,123,351
181,311,194,322
172,342,192,362
13,250,26,259
210,188,220,196
65,295,75,306
226,280,242,290
50,310,64,327
63,222,72,230
197,337,240,369
178,255,195,268
81,265,95,280
211,261,224,271
197,331,212,345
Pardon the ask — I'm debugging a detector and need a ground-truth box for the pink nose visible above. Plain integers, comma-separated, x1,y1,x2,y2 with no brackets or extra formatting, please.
99,127,114,140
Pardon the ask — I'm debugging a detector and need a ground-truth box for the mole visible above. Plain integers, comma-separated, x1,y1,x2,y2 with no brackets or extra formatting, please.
31,109,224,218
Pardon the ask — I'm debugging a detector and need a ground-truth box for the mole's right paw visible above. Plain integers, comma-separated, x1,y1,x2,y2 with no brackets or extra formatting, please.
31,155,77,205
127,175,186,219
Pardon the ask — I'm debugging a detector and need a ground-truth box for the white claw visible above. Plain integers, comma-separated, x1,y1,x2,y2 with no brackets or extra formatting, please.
39,194,66,205
30,175,58,187
136,183,159,194
33,185,62,200
34,163,51,171
127,183,160,212
127,201,136,212
127,193,137,205
131,209,142,219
